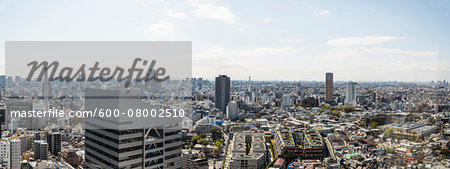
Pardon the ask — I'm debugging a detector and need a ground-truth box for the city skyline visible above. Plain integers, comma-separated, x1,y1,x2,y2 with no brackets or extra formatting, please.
0,1,449,169
0,0,449,81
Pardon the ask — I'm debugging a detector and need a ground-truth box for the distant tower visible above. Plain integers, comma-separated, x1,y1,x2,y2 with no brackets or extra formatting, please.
281,94,292,110
215,75,231,113
345,81,357,107
248,76,251,92
43,67,49,111
325,73,334,103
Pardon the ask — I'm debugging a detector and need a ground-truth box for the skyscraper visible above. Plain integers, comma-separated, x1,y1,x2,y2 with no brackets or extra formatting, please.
85,89,183,169
248,76,251,92
325,73,334,103
215,75,230,113
345,81,357,107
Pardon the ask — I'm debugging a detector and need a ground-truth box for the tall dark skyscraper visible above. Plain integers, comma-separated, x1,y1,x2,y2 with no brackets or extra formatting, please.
215,75,230,113
47,132,61,156
325,73,334,103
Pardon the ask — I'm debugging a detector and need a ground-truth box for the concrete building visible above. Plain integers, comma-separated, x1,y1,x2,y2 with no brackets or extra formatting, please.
230,132,267,169
46,132,61,156
0,139,10,169
181,149,208,169
281,94,291,110
33,140,48,160
275,130,325,159
19,134,32,155
9,138,20,169
192,115,219,135
84,89,183,169
345,81,357,107
215,75,231,113
381,122,439,139
325,73,334,103
227,101,239,121
396,147,425,165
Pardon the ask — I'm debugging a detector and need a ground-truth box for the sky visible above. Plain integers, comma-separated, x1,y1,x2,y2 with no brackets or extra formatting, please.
0,0,449,82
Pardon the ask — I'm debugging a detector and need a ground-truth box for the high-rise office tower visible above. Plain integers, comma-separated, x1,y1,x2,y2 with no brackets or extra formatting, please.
215,75,230,113
372,92,376,103
47,132,61,156
248,76,251,92
0,107,4,137
325,73,334,103
85,89,183,169
345,81,357,107
33,140,48,160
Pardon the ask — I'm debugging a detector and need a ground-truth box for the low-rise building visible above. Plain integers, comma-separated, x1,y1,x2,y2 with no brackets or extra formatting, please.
230,132,267,169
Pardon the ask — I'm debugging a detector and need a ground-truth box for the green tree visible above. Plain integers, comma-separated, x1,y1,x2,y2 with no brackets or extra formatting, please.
385,127,394,136
198,138,208,146
343,106,355,113
191,135,200,145
332,110,341,117
215,140,223,156
211,128,223,141
371,122,378,128
198,138,209,153
386,148,395,154
246,143,251,154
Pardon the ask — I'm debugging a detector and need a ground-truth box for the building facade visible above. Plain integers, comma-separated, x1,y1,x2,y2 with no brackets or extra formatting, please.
215,75,231,113
345,81,357,107
325,73,334,103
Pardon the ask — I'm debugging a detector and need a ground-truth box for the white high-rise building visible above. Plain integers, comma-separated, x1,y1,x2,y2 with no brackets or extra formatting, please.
0,139,10,169
226,101,239,121
9,138,21,169
281,94,292,110
345,81,357,107
0,138,21,169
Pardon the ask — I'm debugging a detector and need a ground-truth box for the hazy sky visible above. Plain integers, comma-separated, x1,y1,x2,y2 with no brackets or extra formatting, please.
0,0,449,81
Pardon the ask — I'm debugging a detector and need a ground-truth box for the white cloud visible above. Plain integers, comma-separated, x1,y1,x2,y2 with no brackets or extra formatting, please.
164,10,187,19
148,23,173,36
263,18,271,23
228,47,298,56
319,10,329,15
362,48,439,56
195,46,298,58
326,35,407,46
279,38,305,43
188,0,237,24
193,46,300,79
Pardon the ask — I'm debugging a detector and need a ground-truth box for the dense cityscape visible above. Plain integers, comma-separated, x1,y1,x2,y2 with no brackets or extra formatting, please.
0,73,448,169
